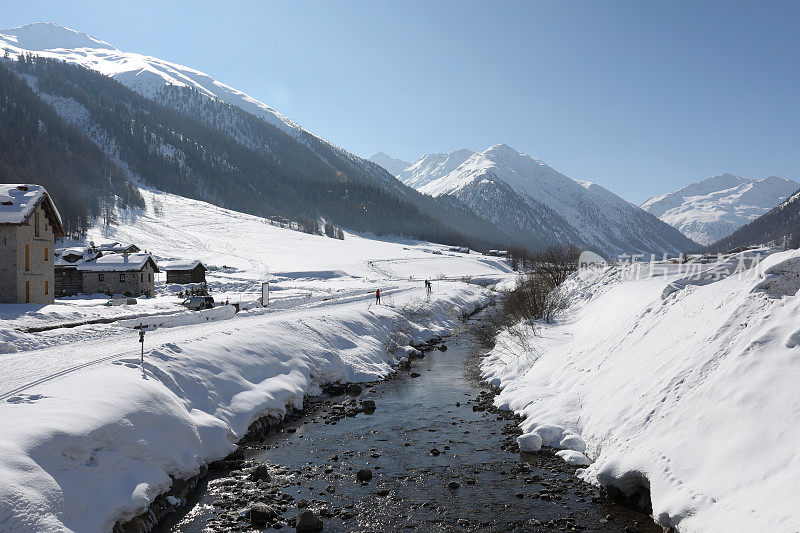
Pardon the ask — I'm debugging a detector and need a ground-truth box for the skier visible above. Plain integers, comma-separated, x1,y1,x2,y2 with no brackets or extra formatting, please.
375,288,381,305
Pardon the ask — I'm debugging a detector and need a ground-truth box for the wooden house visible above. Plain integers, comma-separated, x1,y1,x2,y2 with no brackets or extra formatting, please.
162,260,207,284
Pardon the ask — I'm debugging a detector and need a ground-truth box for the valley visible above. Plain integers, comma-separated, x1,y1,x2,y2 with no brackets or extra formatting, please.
0,11,798,533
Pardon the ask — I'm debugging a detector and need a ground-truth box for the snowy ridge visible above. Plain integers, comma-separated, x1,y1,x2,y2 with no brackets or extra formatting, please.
641,173,799,245
396,149,475,189
482,250,800,531
0,22,306,141
402,144,695,256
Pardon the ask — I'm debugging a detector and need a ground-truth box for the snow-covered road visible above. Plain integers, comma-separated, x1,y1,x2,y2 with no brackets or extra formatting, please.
0,283,415,400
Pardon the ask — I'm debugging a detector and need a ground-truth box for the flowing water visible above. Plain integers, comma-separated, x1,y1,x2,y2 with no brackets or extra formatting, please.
158,308,659,532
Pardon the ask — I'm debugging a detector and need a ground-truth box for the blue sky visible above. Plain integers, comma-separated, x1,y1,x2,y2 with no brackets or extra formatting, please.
3,0,799,204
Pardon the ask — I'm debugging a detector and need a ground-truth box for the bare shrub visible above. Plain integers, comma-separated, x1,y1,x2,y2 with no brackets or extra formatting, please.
531,245,582,287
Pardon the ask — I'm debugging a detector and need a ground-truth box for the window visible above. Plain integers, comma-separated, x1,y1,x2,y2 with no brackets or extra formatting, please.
119,273,126,282
149,273,153,282
44,247,49,261
45,280,48,295
98,273,105,282
34,211,39,237
25,281,30,303
25,245,30,271
140,273,144,282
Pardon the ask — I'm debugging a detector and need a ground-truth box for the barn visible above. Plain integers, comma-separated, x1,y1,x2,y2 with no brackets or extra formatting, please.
162,260,207,284
54,246,102,297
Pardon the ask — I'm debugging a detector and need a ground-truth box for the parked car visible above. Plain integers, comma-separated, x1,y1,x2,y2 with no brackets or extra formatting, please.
183,296,215,310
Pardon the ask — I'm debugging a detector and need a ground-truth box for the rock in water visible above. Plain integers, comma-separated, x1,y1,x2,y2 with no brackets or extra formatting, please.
249,464,272,482
361,399,376,412
249,504,277,527
295,509,323,532
346,383,363,396
356,468,373,482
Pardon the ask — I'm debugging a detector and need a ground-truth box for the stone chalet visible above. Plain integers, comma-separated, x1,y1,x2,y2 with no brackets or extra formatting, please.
76,253,160,297
162,260,207,285
0,184,66,304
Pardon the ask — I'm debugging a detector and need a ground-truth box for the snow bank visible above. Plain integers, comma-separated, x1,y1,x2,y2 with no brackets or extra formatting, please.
482,249,800,531
0,284,488,532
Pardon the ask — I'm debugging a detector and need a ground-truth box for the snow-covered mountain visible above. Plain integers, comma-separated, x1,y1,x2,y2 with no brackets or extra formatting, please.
368,152,410,176
0,22,304,138
0,22,512,249
397,149,475,189
709,187,800,251
641,173,799,245
398,144,696,256
0,22,409,194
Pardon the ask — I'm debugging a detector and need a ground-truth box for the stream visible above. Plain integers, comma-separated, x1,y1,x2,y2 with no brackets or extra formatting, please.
157,308,659,532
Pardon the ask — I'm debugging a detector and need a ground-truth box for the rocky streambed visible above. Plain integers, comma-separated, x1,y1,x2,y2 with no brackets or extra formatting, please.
155,308,660,532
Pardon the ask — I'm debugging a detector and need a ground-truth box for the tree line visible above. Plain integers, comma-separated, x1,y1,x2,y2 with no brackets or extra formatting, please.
0,57,143,237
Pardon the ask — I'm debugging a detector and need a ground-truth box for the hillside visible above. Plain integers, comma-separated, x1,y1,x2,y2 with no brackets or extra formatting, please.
483,249,800,530
642,173,799,245
0,23,508,250
0,59,142,235
398,144,697,257
707,189,800,251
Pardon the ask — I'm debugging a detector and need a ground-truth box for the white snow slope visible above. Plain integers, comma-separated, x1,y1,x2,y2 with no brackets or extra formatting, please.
396,149,475,189
482,249,800,531
0,22,304,140
0,188,507,532
368,151,410,177
641,173,799,246
404,144,695,256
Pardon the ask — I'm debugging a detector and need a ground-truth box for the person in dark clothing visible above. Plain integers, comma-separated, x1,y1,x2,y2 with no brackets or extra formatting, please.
375,288,381,304
425,279,432,294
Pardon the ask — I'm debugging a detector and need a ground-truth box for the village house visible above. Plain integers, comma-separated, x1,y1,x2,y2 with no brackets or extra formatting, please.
54,246,103,297
0,184,66,304
162,260,207,284
76,252,160,297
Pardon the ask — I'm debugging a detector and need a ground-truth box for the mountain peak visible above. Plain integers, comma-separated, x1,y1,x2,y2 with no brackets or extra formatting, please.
484,143,520,156
368,152,410,176
0,22,117,51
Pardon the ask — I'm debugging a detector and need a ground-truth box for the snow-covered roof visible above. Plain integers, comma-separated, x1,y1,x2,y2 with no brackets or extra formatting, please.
0,184,64,234
76,253,159,272
96,241,140,252
161,260,206,271
55,246,102,267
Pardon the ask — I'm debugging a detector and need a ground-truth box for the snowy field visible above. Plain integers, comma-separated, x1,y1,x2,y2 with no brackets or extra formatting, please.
482,248,800,531
0,187,511,352
0,189,507,532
